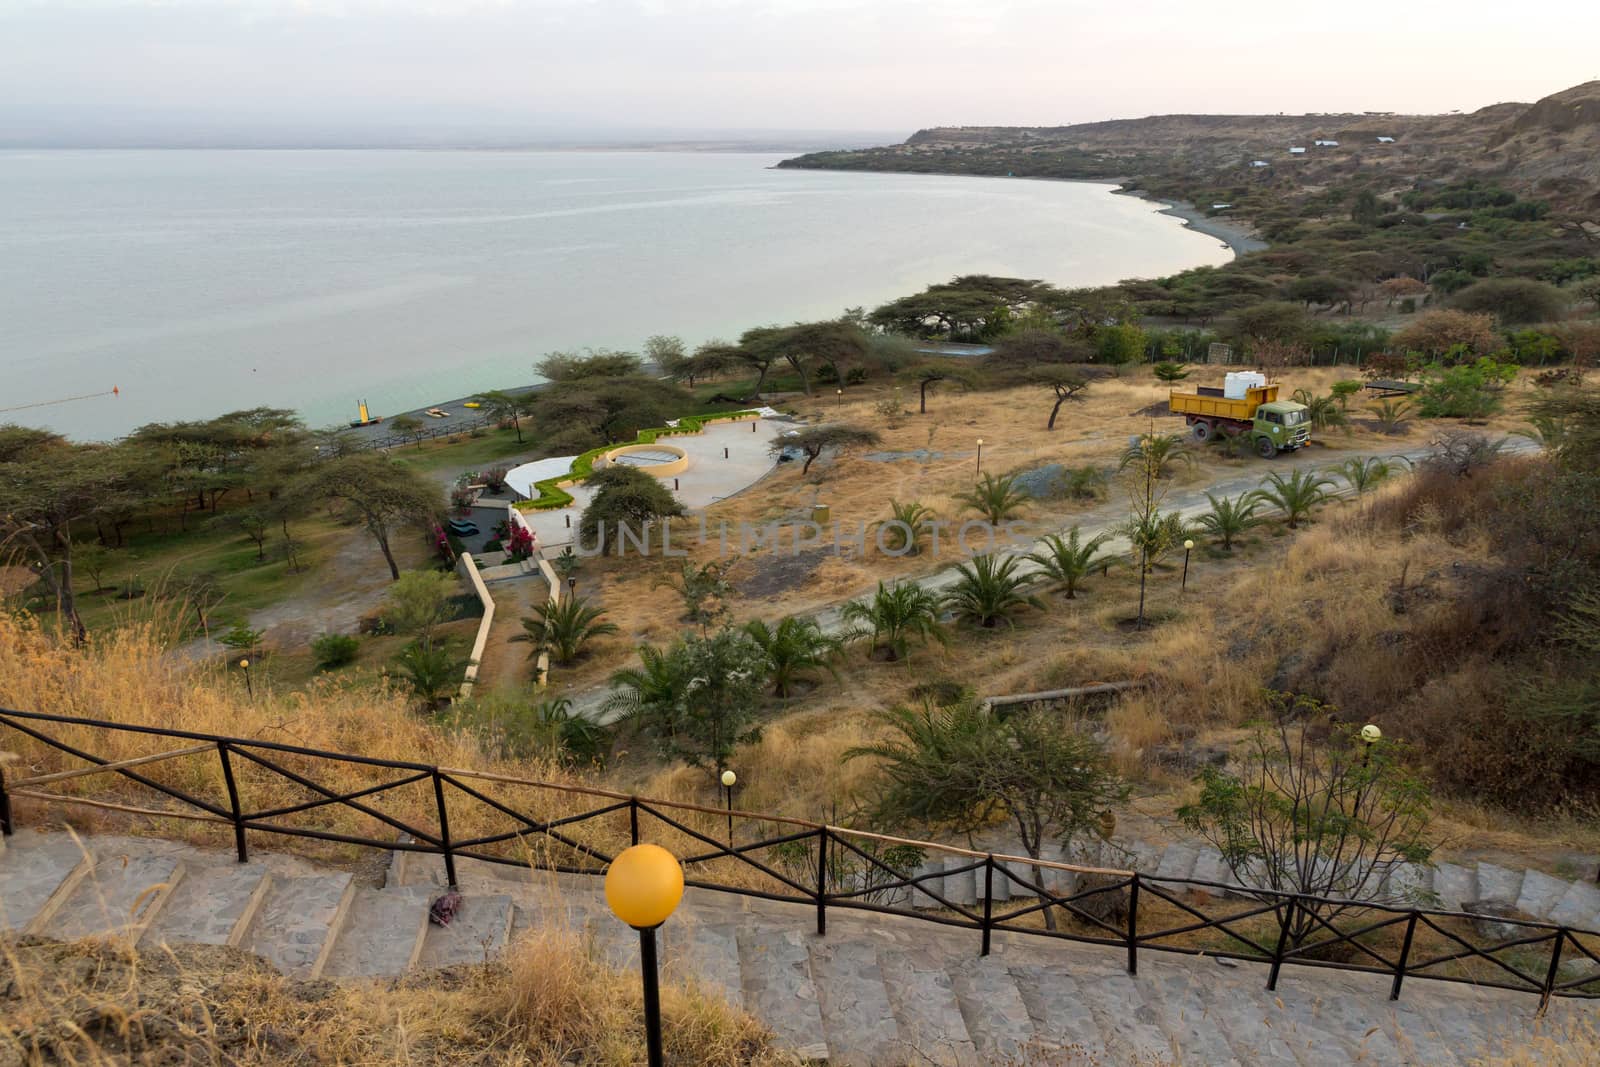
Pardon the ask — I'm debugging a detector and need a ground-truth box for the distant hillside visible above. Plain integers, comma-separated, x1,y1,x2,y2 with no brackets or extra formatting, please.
780,82,1600,224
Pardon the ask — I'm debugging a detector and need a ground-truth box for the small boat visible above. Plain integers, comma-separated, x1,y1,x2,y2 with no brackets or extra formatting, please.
462,401,482,410
425,408,449,419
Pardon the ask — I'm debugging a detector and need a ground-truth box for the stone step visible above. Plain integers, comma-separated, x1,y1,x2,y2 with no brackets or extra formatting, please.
418,892,515,970
807,939,900,1067
876,948,980,1067
1154,842,1201,884
1141,968,1246,1066
735,926,828,1062
1072,968,1180,1064
1472,863,1524,906
44,852,184,940
1009,963,1113,1059
1514,869,1570,919
321,887,432,978
947,956,1037,1063
663,916,745,1010
0,832,92,932
1431,862,1477,912
238,872,355,978
1546,879,1600,930
142,862,273,947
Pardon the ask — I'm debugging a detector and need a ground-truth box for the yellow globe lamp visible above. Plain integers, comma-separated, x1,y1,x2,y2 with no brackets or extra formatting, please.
720,769,737,788
1360,724,1382,745
604,843,684,931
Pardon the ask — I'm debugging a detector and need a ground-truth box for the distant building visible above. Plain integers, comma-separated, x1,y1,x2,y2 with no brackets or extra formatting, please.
1376,136,1397,143
1250,160,1270,167
1289,147,1307,155
1314,139,1340,147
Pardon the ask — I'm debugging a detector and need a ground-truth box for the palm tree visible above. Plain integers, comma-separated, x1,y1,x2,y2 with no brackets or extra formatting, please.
516,595,618,665
1120,432,1194,479
743,616,842,697
1513,414,1570,452
1291,389,1348,432
392,641,474,709
1335,456,1403,495
1253,470,1336,529
878,500,936,556
1370,398,1412,435
1197,492,1264,550
955,472,1029,524
944,553,1044,628
604,643,687,735
840,581,948,662
476,389,530,443
1026,527,1112,598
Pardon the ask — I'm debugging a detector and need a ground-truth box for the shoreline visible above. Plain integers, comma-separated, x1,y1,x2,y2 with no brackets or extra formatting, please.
1111,188,1267,257
773,161,1266,258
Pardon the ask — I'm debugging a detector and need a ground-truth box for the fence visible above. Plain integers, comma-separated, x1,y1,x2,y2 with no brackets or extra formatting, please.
2,707,1596,1013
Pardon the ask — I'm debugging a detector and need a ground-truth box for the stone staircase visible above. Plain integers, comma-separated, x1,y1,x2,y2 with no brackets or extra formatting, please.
5,829,1597,1064
948,834,1600,934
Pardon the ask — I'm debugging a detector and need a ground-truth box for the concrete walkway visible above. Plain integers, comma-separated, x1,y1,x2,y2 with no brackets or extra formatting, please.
3,828,1592,1065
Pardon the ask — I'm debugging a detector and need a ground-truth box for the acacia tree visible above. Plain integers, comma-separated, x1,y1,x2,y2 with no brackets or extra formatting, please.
0,433,129,639
773,424,881,477
1033,365,1094,430
475,389,534,443
906,361,977,414
849,699,1127,931
578,465,685,553
1178,692,1435,945
306,454,440,580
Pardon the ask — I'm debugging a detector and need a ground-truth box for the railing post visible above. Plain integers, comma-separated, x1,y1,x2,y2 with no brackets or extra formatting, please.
0,755,13,837
432,770,457,889
1538,929,1566,1017
216,741,247,863
981,855,995,958
1126,874,1140,975
1390,911,1419,1001
1267,897,1294,991
815,826,828,937
630,796,640,845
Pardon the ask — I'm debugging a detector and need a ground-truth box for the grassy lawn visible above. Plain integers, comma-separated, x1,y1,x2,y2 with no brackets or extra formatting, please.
390,424,544,478
67,510,354,637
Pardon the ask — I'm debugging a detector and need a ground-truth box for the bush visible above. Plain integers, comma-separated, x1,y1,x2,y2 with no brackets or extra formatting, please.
311,633,360,670
1450,278,1568,325
1416,358,1519,418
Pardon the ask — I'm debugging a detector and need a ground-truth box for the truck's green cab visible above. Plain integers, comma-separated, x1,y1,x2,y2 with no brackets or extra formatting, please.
1253,401,1312,455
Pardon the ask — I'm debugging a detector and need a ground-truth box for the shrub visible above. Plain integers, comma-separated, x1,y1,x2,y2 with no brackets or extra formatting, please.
1449,278,1568,325
311,633,360,670
1416,357,1519,419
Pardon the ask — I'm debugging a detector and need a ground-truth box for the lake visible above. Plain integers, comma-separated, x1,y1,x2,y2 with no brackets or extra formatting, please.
0,150,1230,439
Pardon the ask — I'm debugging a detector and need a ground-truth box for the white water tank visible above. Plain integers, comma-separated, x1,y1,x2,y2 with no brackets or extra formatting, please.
1224,371,1268,400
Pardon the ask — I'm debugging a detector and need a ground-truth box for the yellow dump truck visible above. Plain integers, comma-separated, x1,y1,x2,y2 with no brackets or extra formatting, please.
1169,382,1311,458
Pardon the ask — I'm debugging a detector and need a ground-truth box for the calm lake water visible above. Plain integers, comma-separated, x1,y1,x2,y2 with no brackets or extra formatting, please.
0,150,1229,439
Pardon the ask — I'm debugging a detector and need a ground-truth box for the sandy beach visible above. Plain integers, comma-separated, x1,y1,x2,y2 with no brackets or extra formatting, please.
1114,188,1268,256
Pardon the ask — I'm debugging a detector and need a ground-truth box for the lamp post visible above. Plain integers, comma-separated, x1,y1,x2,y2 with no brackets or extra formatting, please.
836,387,843,409
1359,723,1381,768
975,438,984,475
239,658,252,698
720,769,737,850
567,575,577,599
604,844,685,1067
1181,539,1195,592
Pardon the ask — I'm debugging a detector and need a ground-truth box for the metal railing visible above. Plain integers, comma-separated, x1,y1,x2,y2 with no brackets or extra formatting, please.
2,707,1596,1013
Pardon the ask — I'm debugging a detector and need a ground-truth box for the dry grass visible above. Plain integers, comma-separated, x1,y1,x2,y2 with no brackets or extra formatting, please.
0,927,794,1066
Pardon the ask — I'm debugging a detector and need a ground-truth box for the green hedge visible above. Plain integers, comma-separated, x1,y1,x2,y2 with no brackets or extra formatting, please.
517,410,761,511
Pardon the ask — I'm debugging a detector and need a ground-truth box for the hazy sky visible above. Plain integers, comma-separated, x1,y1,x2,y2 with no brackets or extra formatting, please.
2,0,1597,145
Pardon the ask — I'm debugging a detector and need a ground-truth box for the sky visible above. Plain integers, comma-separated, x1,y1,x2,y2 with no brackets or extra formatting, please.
2,0,1598,146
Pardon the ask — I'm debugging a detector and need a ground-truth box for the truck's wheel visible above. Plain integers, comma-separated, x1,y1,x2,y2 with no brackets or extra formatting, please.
1191,421,1212,443
1256,436,1278,459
